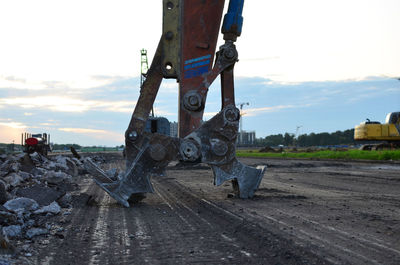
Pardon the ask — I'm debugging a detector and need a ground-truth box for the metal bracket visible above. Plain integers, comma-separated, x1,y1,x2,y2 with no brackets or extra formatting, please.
162,0,181,79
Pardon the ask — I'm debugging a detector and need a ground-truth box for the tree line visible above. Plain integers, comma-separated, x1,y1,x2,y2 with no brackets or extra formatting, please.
255,129,357,147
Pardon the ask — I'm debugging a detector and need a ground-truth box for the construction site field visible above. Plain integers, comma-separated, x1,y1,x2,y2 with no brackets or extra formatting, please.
5,152,400,265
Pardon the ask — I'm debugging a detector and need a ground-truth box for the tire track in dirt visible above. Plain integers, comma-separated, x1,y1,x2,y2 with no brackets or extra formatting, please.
35,174,330,264
34,155,400,264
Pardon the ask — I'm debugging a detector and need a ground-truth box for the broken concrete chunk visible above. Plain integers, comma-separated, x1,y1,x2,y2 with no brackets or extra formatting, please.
3,173,23,189
16,186,64,206
65,158,78,177
30,167,47,177
2,225,22,238
25,227,48,239
0,210,17,225
44,171,72,184
34,201,61,215
57,193,72,208
18,171,31,181
53,155,79,175
105,168,118,179
19,154,35,173
0,181,7,204
3,197,39,214
0,234,15,255
0,171,7,179
0,159,20,175
30,152,49,165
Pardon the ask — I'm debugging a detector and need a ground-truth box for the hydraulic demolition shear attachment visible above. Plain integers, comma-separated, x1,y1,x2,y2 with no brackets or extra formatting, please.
83,0,266,207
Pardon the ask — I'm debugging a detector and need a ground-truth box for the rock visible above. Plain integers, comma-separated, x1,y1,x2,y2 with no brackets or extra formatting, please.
3,197,39,214
0,159,20,175
2,225,22,238
23,219,35,228
16,186,64,206
25,227,48,239
57,193,72,208
18,171,31,181
30,152,48,166
52,156,78,176
0,234,15,255
0,257,12,264
3,173,23,189
0,170,7,178
0,181,7,204
105,168,118,179
34,202,61,215
65,158,78,177
30,167,47,177
19,154,35,173
44,171,72,184
21,244,31,251
0,210,18,225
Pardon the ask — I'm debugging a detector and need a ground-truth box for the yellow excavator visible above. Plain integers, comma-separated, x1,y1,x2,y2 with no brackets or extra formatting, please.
354,112,400,150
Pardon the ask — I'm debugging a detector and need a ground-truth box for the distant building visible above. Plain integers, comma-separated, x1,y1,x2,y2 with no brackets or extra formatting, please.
170,121,178,137
237,131,256,146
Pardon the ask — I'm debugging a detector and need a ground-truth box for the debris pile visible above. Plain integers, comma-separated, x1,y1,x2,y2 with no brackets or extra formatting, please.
259,146,283,153
0,152,81,260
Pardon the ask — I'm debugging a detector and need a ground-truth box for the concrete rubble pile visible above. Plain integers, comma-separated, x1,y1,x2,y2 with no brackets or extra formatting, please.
0,152,83,262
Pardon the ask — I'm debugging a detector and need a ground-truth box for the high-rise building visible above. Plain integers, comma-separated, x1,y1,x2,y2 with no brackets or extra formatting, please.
237,131,256,146
169,121,178,137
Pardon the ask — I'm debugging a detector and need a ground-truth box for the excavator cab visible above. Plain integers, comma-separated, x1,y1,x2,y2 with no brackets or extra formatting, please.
385,112,400,125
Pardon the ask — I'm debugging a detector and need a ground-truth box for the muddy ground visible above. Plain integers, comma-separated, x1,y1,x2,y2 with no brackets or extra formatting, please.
13,153,400,264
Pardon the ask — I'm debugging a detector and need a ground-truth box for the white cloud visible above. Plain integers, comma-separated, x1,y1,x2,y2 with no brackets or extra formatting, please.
0,96,136,113
244,104,313,117
0,121,27,129
0,75,126,91
58,127,124,142
59,128,108,134
39,123,57,126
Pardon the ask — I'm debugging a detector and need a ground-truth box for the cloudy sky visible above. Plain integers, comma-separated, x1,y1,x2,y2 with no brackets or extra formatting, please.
0,0,399,146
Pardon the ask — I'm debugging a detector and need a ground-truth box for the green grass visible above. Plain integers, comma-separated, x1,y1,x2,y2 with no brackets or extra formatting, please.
79,147,121,152
236,149,400,161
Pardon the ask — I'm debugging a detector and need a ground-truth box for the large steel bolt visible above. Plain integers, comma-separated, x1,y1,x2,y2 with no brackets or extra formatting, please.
180,140,199,161
189,95,199,106
183,91,202,111
224,107,240,122
165,31,173,40
127,131,138,141
220,42,238,62
223,48,236,60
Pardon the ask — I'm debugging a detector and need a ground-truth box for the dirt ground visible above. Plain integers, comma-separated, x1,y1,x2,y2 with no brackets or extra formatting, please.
25,153,399,264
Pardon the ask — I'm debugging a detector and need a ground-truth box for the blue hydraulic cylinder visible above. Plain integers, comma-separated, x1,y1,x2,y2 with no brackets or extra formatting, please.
222,0,244,41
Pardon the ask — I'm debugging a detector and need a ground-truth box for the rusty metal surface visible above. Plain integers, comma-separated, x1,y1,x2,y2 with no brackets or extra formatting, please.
81,0,266,207
81,105,264,206
125,39,164,166
178,0,226,137
186,104,265,198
